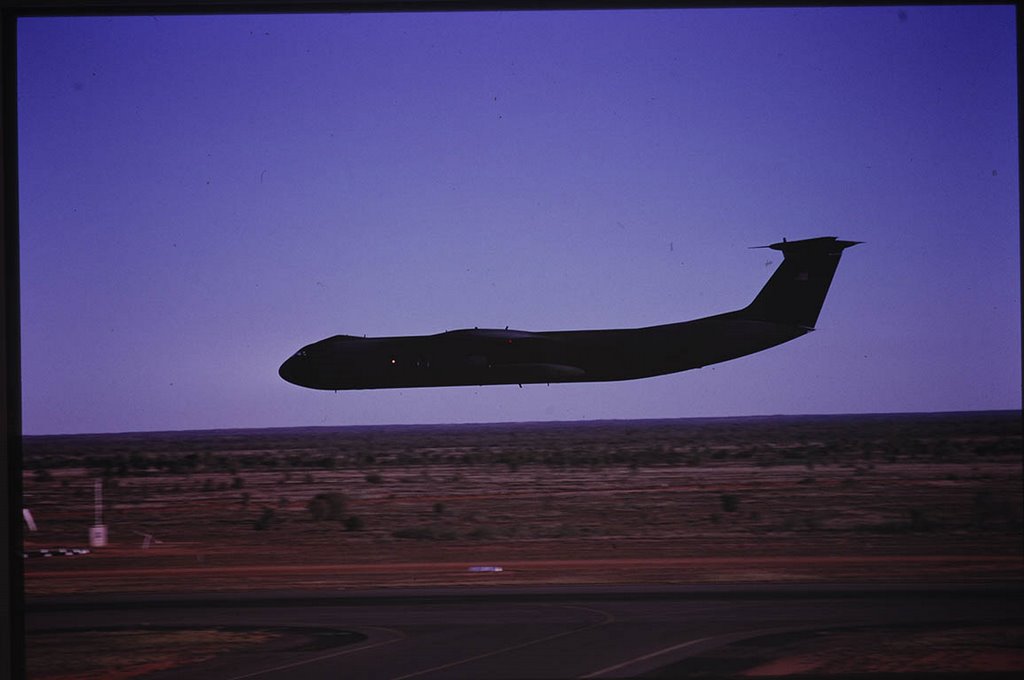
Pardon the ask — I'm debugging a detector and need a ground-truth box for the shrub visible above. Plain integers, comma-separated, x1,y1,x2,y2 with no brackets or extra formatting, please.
343,515,365,532
254,507,275,530
308,492,348,521
908,508,934,532
392,526,434,540
392,524,458,540
467,525,497,540
554,524,581,538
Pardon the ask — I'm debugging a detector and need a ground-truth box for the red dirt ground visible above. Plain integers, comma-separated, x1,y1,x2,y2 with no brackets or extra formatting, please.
21,414,1024,676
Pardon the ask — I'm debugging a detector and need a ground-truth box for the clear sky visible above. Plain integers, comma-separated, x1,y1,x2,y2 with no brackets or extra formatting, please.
18,6,1020,435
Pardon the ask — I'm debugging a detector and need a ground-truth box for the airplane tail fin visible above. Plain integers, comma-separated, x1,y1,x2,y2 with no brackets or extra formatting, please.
739,236,860,329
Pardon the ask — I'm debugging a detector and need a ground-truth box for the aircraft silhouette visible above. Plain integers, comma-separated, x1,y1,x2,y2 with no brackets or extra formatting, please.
279,236,859,390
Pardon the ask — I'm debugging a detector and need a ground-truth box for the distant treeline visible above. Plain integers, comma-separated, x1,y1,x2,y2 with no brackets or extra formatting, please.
21,411,1021,474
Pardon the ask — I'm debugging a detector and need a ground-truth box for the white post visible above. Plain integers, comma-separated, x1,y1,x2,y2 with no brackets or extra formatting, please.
90,479,107,548
23,509,37,532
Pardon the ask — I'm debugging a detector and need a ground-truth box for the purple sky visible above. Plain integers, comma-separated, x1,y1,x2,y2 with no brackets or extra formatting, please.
18,7,1020,435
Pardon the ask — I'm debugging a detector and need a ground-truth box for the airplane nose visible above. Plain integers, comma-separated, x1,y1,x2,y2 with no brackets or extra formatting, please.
279,354,304,386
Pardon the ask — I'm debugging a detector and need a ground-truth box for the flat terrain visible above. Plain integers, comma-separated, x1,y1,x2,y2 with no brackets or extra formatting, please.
26,585,1024,679
20,411,1024,678
22,411,1022,594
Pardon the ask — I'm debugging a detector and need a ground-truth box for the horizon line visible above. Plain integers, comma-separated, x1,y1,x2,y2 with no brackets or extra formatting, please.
21,407,1023,438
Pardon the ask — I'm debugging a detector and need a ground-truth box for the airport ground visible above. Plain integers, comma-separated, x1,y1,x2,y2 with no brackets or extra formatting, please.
26,584,1024,680
21,411,1024,678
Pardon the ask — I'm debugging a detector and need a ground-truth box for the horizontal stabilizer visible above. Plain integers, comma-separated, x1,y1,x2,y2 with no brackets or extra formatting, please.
751,236,863,254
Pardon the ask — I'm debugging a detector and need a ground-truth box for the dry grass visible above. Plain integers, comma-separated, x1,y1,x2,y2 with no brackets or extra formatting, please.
25,629,276,680
22,412,1023,595
743,625,1024,676
21,413,1024,679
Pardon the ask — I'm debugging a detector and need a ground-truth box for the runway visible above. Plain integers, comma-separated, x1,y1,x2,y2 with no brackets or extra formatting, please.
26,584,1024,679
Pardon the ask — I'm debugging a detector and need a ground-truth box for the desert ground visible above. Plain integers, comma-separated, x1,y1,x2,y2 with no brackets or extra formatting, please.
20,411,1023,679
22,411,1022,594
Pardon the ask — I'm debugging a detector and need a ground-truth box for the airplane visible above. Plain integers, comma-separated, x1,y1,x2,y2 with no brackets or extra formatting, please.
279,235,859,390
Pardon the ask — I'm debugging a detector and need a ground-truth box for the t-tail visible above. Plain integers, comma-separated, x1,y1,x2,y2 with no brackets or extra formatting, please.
739,236,861,329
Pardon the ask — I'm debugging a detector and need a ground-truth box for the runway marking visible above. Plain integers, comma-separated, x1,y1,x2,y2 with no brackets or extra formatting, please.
223,626,405,680
582,625,816,678
580,635,714,678
387,604,615,680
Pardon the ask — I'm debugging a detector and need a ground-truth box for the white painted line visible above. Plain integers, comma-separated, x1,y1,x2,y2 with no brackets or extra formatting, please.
581,636,713,678
224,628,404,680
582,625,811,678
388,604,615,680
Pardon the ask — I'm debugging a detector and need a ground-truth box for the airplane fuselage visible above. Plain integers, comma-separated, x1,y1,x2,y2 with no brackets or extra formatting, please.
279,236,858,391
279,312,809,390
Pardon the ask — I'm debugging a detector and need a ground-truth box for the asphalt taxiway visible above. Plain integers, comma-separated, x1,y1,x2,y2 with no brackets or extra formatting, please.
26,584,1024,679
